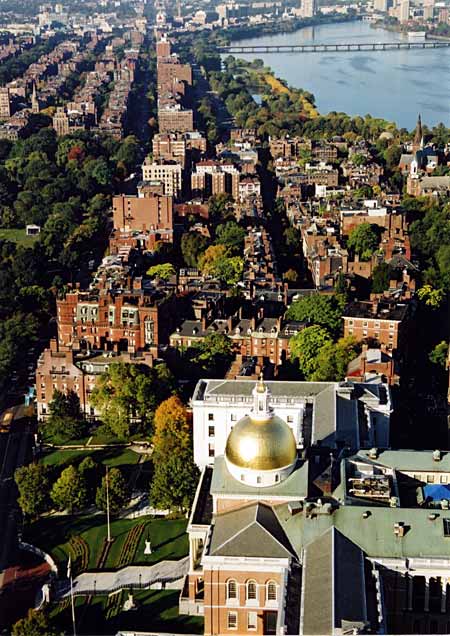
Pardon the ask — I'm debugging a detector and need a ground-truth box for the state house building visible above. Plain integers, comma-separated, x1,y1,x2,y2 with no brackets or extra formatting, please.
179,379,450,635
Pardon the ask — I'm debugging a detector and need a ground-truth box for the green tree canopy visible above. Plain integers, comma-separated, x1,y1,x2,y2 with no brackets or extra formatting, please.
12,609,58,636
199,244,243,285
215,221,246,255
347,223,380,261
310,336,359,381
150,451,199,513
46,389,87,441
429,341,448,368
96,467,129,515
286,293,345,338
15,464,51,518
146,263,176,281
189,332,234,376
90,362,175,438
181,232,210,268
290,325,332,379
371,262,392,294
51,465,88,513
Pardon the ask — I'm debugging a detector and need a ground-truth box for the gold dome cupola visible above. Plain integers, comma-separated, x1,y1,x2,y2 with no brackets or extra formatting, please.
224,378,297,487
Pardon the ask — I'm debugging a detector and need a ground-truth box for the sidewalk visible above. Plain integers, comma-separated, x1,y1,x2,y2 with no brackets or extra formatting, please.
57,557,189,598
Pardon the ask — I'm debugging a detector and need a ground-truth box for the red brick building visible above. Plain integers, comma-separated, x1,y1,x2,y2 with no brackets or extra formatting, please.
56,288,177,352
343,298,413,352
112,193,173,233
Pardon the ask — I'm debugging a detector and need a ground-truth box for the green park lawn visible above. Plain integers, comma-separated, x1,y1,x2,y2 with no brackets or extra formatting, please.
24,515,188,573
39,446,141,470
51,590,203,635
0,228,40,247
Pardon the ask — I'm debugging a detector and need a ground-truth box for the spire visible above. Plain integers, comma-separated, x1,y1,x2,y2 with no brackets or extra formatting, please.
414,113,423,150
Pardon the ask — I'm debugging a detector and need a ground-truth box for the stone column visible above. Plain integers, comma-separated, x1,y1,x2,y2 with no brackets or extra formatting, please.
424,577,430,612
441,578,447,613
407,574,414,611
189,538,195,571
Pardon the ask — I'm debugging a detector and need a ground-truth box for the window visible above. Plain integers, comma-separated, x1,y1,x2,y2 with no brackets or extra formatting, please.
427,474,434,483
275,474,279,483
257,476,262,485
208,426,215,437
267,581,277,602
208,444,215,458
208,413,214,421
441,475,448,484
227,579,237,600
231,414,237,421
246,580,257,601
227,611,237,629
287,415,293,423
247,611,257,630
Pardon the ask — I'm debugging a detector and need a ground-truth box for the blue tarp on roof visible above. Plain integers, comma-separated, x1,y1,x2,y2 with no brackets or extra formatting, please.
424,484,450,501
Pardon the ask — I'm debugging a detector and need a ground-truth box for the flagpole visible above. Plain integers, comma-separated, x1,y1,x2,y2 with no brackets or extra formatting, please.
67,556,76,636
70,572,76,636
106,465,111,542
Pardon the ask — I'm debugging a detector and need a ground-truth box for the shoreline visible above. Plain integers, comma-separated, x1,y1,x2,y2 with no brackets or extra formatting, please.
220,14,359,44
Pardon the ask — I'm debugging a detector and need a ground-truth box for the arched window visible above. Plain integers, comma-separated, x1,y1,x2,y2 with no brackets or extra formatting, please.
267,580,277,602
227,579,237,600
246,580,257,601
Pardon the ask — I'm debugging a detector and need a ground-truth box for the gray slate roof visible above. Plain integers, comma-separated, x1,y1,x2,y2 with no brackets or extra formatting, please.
209,502,295,559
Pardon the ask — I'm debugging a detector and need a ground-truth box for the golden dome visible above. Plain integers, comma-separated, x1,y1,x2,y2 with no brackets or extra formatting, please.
225,413,297,471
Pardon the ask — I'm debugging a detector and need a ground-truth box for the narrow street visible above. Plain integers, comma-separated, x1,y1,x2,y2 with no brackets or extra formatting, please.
0,422,33,627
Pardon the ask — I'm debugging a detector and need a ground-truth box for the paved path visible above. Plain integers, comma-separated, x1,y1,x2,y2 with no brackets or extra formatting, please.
58,557,189,598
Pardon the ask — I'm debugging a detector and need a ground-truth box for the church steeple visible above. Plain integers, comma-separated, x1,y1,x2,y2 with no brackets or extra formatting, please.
413,113,423,151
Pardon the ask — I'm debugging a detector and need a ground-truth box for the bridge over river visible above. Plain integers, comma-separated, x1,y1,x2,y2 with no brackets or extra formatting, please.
219,40,450,54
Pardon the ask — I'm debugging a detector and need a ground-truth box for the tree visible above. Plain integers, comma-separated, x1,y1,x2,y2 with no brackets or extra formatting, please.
283,268,298,284
15,464,51,518
371,262,392,294
347,223,380,261
208,193,233,224
150,451,199,512
310,336,359,381
152,396,191,455
46,389,87,441
147,263,175,281
90,363,175,438
289,325,332,379
181,232,210,268
189,332,233,375
286,294,345,338
12,609,58,636
96,467,129,515
417,284,444,309
51,465,88,513
215,221,245,254
429,341,448,368
78,456,99,504
199,245,243,285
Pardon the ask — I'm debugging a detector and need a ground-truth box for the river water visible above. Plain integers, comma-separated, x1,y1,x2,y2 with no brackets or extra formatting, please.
231,21,450,129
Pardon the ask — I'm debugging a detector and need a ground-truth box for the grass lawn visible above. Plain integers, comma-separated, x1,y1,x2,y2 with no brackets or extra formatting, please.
40,446,141,470
51,590,203,635
24,515,188,573
0,228,40,247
